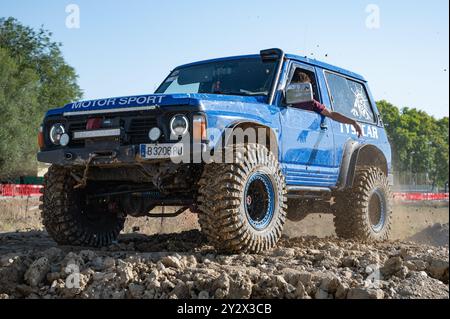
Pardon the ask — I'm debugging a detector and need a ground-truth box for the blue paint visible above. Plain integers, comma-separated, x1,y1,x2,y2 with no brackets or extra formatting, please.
45,93,267,117
42,50,392,188
286,54,366,82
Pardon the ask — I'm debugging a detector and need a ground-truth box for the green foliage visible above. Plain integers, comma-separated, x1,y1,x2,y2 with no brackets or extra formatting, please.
377,100,449,187
0,48,40,177
0,18,82,179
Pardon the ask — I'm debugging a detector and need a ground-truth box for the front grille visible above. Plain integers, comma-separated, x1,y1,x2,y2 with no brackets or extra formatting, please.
63,116,158,147
69,121,87,131
68,120,87,147
128,117,157,144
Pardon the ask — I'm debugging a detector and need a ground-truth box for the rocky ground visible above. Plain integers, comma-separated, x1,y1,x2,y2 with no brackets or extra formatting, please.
0,199,448,299
0,229,448,299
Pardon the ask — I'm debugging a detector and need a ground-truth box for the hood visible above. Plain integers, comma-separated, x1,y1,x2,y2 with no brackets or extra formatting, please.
45,93,266,117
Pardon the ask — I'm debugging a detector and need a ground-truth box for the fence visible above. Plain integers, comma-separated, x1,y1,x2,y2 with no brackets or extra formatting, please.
392,171,448,193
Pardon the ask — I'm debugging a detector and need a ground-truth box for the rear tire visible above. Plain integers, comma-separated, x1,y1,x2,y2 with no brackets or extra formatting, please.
197,144,287,253
333,167,392,241
40,165,126,247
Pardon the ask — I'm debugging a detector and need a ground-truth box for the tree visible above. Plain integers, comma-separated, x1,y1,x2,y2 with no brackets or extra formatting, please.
0,48,40,177
0,18,82,179
377,100,449,188
433,117,449,186
376,100,401,168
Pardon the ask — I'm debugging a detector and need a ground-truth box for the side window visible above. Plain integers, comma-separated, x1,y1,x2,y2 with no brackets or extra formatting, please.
325,72,375,123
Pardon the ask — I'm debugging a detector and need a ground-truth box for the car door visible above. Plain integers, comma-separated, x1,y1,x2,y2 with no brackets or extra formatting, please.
279,62,338,187
320,70,383,168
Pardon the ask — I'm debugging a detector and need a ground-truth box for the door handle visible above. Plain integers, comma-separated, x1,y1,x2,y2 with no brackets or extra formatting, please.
320,115,328,131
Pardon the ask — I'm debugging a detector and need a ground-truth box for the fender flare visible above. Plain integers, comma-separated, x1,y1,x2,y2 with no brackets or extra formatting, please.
218,120,279,153
336,140,388,190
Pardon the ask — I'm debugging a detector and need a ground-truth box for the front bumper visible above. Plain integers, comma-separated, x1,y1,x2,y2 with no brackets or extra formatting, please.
37,143,208,166
38,145,137,166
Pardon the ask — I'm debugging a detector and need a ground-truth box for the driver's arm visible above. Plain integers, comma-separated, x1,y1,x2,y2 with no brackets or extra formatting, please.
320,107,363,137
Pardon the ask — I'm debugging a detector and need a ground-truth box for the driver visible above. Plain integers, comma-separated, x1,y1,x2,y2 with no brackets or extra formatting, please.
291,70,363,137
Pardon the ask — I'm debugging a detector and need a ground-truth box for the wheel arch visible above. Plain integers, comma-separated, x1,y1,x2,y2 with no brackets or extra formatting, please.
218,120,279,156
337,141,388,190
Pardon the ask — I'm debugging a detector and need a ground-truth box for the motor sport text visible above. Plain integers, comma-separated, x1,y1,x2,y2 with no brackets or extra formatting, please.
71,95,165,109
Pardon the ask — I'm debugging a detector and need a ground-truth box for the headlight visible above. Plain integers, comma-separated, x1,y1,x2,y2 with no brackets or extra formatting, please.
60,133,70,147
148,127,162,142
49,123,66,145
170,114,189,137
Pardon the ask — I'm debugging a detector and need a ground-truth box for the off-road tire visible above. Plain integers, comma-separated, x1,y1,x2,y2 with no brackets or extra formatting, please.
197,144,287,253
333,167,392,241
40,165,126,247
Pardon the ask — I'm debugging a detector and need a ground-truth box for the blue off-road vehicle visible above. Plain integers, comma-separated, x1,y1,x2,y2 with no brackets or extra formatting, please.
38,49,393,253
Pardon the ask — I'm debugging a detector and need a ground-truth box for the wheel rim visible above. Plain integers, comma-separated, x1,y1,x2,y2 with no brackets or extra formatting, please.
368,188,386,233
243,172,276,230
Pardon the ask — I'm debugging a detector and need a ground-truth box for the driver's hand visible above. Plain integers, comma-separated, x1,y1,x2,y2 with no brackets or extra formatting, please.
353,121,363,138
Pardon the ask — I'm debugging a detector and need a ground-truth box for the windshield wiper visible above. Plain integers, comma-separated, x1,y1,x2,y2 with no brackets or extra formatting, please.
239,89,268,96
212,91,267,97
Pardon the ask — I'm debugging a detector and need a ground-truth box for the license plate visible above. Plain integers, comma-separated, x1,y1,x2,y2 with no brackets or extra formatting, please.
140,144,184,159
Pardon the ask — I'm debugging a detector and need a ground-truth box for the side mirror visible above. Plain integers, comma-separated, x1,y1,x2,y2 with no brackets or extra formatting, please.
285,83,314,105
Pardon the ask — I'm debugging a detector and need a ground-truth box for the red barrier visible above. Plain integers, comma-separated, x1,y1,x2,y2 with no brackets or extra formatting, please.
0,184,43,197
1,184,449,201
393,192,449,202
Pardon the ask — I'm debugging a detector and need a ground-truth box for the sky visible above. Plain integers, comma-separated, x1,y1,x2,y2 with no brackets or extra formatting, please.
0,0,449,118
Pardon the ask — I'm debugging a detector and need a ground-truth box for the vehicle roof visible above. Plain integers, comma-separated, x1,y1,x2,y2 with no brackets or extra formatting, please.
176,53,366,82
285,53,366,82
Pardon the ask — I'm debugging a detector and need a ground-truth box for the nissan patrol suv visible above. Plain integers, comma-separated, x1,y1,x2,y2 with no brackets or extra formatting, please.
38,49,393,253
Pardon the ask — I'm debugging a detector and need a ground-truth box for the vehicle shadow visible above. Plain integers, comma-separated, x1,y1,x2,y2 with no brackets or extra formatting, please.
0,230,57,255
0,229,210,255
117,229,210,253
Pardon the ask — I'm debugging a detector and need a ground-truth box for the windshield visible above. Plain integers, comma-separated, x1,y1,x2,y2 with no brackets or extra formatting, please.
155,57,277,98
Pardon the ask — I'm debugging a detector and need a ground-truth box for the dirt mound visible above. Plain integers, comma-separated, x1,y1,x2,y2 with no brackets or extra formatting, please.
283,204,449,245
1,199,448,299
0,231,448,299
407,223,449,247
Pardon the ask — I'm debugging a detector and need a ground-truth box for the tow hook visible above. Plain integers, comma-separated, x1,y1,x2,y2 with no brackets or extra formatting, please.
74,153,98,189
